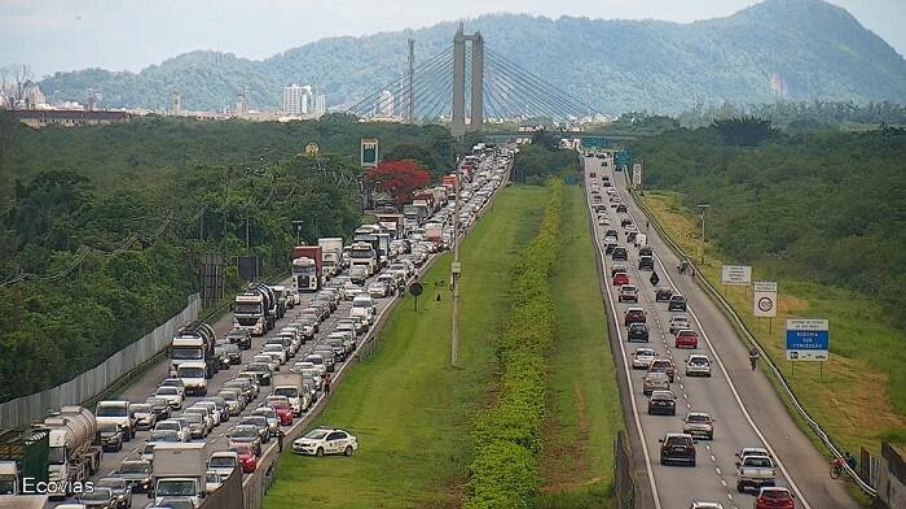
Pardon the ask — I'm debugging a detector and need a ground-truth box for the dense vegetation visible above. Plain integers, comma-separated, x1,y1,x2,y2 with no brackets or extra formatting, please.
466,182,562,507
512,130,580,184
0,113,454,403
630,124,906,326
36,0,906,114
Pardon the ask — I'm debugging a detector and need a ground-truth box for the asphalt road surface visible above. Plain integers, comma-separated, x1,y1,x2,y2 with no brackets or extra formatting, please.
584,155,856,509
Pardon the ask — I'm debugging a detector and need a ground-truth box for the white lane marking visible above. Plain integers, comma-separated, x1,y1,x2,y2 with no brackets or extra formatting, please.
716,467,722,475
627,180,813,509
586,169,662,509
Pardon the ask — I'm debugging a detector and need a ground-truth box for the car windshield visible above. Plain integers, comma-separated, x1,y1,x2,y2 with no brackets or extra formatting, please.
304,429,329,440
761,490,791,500
209,456,237,468
748,457,773,468
120,462,151,474
178,367,206,378
690,357,709,366
95,479,123,490
665,437,691,447
96,405,126,417
130,404,151,413
98,422,120,433
232,427,257,438
157,480,197,496
157,387,178,395
687,414,710,423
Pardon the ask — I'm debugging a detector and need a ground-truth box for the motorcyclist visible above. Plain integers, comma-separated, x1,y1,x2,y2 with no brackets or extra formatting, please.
649,271,660,286
749,347,760,370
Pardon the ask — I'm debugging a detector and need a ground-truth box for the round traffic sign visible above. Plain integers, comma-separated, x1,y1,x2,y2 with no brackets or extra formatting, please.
758,297,774,312
408,283,423,296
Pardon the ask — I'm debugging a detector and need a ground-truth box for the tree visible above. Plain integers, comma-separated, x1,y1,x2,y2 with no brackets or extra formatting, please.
365,160,431,207
712,116,774,147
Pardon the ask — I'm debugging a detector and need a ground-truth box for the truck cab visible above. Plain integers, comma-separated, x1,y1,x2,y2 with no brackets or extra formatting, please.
175,361,209,396
95,401,135,442
150,443,208,508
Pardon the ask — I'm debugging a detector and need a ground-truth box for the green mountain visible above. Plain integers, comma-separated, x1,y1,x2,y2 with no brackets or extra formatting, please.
37,0,906,114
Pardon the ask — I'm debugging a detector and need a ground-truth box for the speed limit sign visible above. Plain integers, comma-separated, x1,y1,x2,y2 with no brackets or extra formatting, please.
753,282,777,318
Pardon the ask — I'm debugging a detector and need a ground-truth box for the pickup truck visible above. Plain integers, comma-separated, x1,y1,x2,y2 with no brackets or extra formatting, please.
735,453,776,493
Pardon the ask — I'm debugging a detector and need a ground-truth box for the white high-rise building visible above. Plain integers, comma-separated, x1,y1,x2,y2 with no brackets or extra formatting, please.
312,94,327,118
282,83,305,116
301,85,312,115
379,90,394,117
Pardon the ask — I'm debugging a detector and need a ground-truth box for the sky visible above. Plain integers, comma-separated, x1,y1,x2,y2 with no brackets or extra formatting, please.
1,0,904,78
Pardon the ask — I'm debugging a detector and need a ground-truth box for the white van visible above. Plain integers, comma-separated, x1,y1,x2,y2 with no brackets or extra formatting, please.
635,233,648,248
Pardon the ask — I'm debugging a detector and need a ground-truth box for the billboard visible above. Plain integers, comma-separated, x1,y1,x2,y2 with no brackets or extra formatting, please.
361,138,379,167
721,265,752,286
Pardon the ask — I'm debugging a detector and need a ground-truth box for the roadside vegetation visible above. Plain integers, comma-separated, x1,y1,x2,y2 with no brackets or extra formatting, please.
631,123,906,453
464,181,562,507
0,112,453,403
535,185,622,508
263,186,548,508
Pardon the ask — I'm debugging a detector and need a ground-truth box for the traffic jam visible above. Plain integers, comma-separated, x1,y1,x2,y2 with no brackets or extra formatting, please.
584,153,799,509
22,148,512,509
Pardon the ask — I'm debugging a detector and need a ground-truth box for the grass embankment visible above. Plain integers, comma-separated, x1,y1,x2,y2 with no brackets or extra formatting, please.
534,185,622,508
263,185,548,509
641,191,906,455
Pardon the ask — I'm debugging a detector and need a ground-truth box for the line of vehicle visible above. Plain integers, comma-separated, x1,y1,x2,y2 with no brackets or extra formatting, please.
613,170,812,509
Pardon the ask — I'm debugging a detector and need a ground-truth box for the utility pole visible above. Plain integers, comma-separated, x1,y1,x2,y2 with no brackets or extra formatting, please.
451,157,463,367
292,220,305,245
407,38,415,123
697,204,710,265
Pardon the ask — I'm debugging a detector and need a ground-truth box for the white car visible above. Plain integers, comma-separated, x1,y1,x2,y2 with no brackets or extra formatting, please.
632,348,657,369
689,502,724,509
208,451,239,478
668,315,691,335
154,386,184,410
685,354,712,377
205,470,225,493
292,427,358,457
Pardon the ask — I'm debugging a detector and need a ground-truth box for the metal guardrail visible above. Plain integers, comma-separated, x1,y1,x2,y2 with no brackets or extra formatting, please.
632,191,878,498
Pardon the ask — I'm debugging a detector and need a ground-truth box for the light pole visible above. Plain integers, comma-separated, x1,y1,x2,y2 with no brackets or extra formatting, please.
697,204,710,265
451,155,463,368
291,220,305,245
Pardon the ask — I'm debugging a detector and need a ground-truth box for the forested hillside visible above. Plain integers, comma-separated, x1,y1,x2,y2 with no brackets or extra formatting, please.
0,113,453,402
629,125,906,325
37,0,906,114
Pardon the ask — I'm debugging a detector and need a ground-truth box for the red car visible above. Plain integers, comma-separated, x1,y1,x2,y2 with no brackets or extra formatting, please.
231,443,258,473
624,308,646,327
754,487,795,509
267,401,294,426
613,272,630,286
675,330,699,349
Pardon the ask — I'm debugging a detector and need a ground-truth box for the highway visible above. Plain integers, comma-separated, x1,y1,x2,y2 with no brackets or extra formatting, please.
44,151,509,509
584,155,857,509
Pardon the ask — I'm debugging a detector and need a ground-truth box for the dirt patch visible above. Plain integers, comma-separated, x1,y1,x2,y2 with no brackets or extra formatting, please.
540,380,592,492
778,295,810,314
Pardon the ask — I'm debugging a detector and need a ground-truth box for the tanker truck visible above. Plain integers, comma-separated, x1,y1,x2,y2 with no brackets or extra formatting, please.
168,321,218,380
232,284,277,336
36,406,103,500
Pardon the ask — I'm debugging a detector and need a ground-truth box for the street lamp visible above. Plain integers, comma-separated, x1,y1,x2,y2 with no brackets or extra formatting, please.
697,204,710,265
291,220,305,245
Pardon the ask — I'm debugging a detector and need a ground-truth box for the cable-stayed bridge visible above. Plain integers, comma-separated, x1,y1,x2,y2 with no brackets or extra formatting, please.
347,24,601,137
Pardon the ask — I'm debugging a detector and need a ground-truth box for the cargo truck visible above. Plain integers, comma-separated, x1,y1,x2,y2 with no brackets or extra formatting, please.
0,428,48,496
403,204,428,225
292,246,323,292
150,442,208,507
272,372,306,417
317,238,345,277
233,285,277,336
348,242,378,276
374,215,404,240
39,406,103,499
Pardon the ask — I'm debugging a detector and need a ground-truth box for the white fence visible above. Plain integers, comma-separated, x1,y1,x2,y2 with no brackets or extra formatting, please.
0,294,200,429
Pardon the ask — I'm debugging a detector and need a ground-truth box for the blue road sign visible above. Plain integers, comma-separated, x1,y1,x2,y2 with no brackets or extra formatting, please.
785,318,829,361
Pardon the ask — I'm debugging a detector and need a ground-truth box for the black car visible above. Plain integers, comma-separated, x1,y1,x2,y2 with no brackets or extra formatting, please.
621,218,633,228
604,229,618,239
639,246,653,257
627,232,638,245
638,256,654,271
647,391,677,415
617,204,628,213
113,460,152,494
659,433,696,466
228,328,252,350
245,363,273,386
628,323,649,342
605,243,617,255
668,295,688,312
655,288,674,302
612,247,628,261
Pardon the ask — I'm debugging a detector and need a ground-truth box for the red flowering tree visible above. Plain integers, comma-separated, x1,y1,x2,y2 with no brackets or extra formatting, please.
365,160,432,207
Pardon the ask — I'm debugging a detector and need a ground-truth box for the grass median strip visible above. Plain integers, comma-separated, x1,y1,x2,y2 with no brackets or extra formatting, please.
535,185,623,508
641,190,906,455
263,185,548,509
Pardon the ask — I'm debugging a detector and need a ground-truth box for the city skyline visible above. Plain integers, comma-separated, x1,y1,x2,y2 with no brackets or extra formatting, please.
1,0,903,78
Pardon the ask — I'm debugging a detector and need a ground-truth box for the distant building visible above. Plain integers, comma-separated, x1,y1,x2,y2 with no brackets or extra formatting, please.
770,73,789,99
379,90,394,117
171,92,181,115
312,94,327,118
300,85,312,115
234,88,249,117
12,109,131,128
282,84,305,115
24,84,46,109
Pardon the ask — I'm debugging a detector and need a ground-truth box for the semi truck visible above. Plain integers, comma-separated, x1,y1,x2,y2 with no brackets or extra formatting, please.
348,242,378,276
0,428,49,496
403,204,428,225
169,322,218,379
233,284,277,336
271,372,306,417
317,238,345,277
38,406,103,499
374,215,404,240
442,175,459,193
150,442,208,507
291,246,323,292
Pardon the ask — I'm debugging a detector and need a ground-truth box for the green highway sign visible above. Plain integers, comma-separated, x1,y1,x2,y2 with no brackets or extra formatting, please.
615,150,632,167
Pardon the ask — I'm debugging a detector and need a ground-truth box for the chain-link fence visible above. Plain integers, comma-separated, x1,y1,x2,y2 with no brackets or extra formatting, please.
0,294,200,429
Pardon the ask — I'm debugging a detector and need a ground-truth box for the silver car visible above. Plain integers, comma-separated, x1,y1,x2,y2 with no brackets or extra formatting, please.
685,354,712,377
